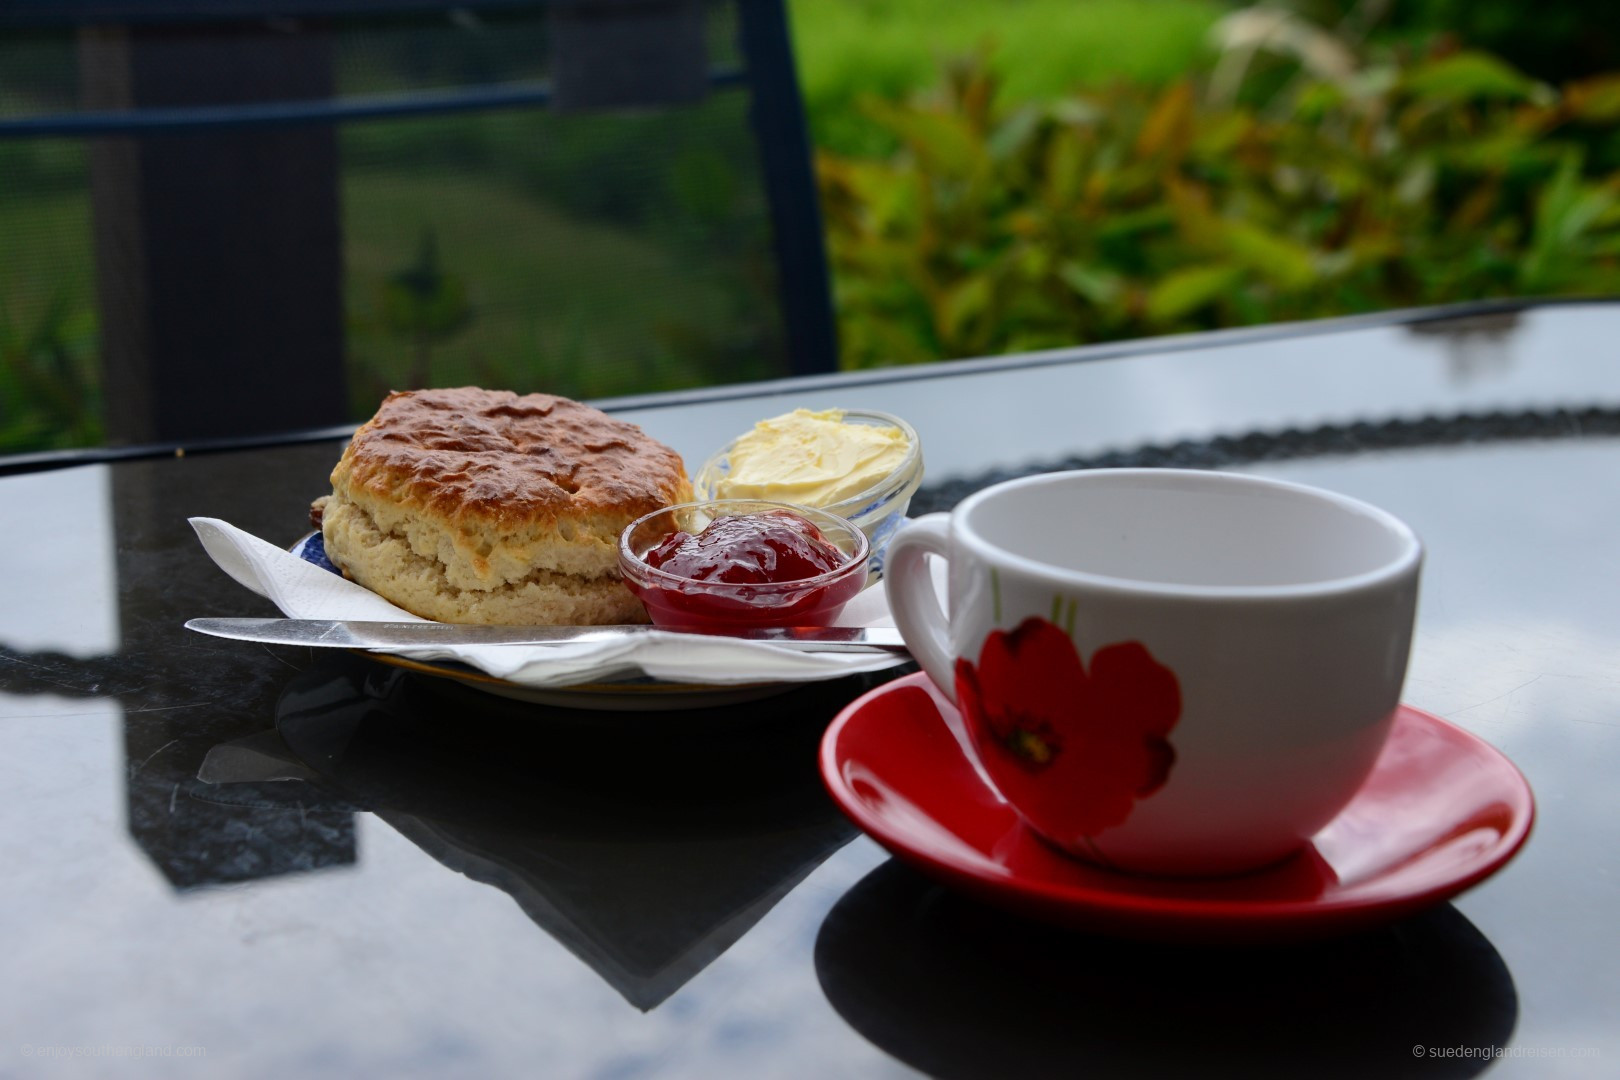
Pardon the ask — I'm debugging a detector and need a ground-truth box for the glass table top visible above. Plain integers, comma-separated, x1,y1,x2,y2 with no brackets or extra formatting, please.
1,302,1616,1077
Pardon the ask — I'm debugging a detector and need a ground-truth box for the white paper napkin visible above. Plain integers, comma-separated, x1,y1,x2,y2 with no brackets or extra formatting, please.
189,517,919,688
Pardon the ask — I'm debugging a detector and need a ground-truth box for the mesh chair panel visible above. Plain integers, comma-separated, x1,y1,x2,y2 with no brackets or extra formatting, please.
0,0,826,457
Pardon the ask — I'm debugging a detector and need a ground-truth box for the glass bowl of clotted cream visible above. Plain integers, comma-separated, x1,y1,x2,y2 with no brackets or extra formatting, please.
693,408,922,578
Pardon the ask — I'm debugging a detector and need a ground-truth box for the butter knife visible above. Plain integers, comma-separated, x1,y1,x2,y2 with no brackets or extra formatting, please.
185,618,910,654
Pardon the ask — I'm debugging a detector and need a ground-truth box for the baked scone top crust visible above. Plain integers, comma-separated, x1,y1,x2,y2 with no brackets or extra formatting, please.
331,387,691,530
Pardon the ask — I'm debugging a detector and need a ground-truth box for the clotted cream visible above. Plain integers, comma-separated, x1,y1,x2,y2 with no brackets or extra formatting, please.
709,408,911,507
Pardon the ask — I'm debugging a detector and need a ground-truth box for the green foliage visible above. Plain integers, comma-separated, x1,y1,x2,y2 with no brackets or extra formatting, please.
0,290,101,452
1302,0,1618,82
819,48,1620,368
789,0,1229,157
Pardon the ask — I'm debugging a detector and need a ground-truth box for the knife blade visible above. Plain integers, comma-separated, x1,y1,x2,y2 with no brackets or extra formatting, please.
185,618,910,654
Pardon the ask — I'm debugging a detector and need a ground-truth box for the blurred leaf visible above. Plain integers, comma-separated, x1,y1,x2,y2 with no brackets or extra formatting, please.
1293,82,1345,121
1191,111,1251,158
868,101,983,175
1442,129,1543,172
1449,180,1503,232
1564,74,1620,122
1044,130,1085,206
1050,97,1105,127
1058,261,1124,305
1521,152,1617,289
987,105,1042,161
936,274,993,345
1135,80,1195,159
1395,158,1438,205
1401,52,1548,104
1147,264,1243,322
1223,221,1317,288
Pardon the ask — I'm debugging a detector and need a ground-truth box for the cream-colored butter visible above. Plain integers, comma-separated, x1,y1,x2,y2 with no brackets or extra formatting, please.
713,408,909,507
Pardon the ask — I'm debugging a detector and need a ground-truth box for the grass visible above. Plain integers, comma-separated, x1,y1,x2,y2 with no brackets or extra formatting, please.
0,169,768,439
0,182,92,333
788,0,1230,155
341,169,754,407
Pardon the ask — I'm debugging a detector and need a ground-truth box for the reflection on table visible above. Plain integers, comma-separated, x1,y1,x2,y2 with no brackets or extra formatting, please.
817,860,1516,1080
1,302,1616,1076
202,655,882,1010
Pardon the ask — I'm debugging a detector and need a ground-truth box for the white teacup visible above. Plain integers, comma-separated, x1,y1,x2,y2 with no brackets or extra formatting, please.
884,468,1422,877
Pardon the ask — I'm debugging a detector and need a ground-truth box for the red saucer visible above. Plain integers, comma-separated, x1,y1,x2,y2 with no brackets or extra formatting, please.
820,672,1534,942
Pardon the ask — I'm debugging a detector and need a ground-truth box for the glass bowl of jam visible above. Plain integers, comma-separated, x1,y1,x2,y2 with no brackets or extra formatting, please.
618,500,871,632
693,409,922,578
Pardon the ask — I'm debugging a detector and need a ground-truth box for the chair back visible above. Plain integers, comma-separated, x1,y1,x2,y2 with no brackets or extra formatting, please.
0,0,835,468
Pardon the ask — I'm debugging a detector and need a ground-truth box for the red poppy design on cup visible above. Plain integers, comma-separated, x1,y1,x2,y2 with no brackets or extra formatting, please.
954,617,1181,841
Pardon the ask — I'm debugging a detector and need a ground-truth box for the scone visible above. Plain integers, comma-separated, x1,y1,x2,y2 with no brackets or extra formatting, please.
321,387,692,624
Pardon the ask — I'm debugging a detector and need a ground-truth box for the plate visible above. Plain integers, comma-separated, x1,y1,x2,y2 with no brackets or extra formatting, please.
291,531,913,709
289,531,873,711
819,672,1534,942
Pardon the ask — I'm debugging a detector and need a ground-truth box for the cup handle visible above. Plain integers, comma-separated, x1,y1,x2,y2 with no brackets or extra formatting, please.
884,513,956,703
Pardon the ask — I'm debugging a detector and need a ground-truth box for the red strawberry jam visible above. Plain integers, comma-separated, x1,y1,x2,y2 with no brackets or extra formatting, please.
644,509,845,584
623,507,868,632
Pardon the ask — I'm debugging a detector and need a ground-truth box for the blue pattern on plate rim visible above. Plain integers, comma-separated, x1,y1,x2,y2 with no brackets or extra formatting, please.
291,531,340,575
